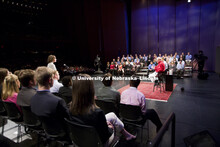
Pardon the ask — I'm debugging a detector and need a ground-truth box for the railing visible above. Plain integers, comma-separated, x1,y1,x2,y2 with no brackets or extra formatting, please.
148,112,176,147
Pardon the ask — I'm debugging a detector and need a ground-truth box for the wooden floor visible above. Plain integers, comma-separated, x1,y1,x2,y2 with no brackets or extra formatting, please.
1,72,220,147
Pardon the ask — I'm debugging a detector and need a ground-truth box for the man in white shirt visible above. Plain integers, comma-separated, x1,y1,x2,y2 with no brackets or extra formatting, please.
50,70,63,93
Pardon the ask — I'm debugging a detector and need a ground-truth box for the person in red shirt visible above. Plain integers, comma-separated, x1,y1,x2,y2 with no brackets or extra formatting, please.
149,57,165,82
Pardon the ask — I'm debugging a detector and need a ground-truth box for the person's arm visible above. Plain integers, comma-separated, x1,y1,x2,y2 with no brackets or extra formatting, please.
140,94,146,114
96,110,112,144
57,99,70,119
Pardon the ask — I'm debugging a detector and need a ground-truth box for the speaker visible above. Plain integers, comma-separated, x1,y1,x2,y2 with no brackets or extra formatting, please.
165,75,173,91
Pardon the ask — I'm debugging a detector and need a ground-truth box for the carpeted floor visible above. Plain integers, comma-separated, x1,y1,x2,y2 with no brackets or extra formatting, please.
118,82,177,102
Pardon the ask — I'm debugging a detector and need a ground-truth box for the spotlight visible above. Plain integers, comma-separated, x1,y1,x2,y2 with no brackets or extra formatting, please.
188,0,191,2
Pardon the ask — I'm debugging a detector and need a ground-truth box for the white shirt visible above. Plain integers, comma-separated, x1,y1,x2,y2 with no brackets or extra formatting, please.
50,80,63,93
47,62,57,71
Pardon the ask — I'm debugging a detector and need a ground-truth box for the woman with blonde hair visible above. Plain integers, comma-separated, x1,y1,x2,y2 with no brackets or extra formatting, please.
69,74,136,146
47,55,57,70
2,74,21,112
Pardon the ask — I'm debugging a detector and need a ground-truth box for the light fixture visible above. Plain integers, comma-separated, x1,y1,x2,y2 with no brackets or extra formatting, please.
188,0,191,3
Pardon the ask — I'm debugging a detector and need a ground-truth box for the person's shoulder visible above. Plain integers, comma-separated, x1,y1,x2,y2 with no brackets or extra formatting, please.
137,90,145,97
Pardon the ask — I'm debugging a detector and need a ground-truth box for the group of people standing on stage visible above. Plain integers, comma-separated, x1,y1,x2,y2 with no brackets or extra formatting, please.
106,52,193,78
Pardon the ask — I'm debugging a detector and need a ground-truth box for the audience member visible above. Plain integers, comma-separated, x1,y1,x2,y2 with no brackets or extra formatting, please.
69,74,136,146
149,57,165,83
31,66,69,136
176,61,184,79
120,78,162,132
50,70,63,93
2,74,21,112
148,61,155,72
96,73,120,113
185,52,192,65
58,76,72,104
17,69,36,106
47,55,57,71
0,68,9,98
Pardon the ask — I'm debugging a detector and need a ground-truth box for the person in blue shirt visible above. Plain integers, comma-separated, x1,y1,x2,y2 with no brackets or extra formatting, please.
185,52,192,65
176,61,184,79
148,61,155,72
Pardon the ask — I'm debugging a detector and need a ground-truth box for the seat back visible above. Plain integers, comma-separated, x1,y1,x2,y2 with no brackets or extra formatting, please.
20,106,41,127
3,102,23,122
119,104,144,123
39,116,66,138
95,99,118,115
0,100,7,116
64,118,103,147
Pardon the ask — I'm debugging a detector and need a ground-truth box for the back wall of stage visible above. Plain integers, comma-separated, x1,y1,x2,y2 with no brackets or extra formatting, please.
1,0,220,71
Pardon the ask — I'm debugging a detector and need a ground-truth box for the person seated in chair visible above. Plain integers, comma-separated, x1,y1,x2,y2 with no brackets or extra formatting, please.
117,63,124,75
185,52,192,65
2,74,21,112
17,69,36,107
69,74,136,146
96,73,120,114
120,78,162,132
50,70,63,94
176,61,184,79
148,61,155,72
149,57,165,83
58,76,72,105
31,66,69,137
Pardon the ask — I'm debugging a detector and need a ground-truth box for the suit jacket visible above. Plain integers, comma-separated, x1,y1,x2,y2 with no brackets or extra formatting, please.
96,86,120,112
31,90,69,135
58,86,72,104
17,87,36,106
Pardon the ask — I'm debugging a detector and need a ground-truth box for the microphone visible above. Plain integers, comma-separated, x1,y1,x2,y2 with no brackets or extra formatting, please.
63,64,69,69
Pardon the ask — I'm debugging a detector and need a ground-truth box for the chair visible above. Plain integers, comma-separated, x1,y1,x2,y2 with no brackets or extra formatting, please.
153,72,165,93
20,106,44,147
119,103,149,143
64,118,102,147
38,116,70,146
64,118,118,147
95,99,119,116
0,100,8,135
3,101,23,143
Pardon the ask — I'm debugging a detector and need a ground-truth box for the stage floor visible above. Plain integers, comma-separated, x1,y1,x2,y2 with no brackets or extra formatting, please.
93,72,220,146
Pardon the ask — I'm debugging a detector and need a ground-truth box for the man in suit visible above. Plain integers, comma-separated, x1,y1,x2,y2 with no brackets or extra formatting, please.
31,66,69,136
17,69,36,106
96,73,120,114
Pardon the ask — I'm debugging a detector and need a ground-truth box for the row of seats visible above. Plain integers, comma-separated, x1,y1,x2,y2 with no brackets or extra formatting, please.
1,99,149,146
0,100,116,147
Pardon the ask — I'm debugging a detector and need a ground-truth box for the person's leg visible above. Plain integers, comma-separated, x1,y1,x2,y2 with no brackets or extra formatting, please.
105,112,136,140
144,109,162,132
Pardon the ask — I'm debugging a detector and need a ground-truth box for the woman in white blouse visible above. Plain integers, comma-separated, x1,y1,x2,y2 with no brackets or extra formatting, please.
47,55,57,70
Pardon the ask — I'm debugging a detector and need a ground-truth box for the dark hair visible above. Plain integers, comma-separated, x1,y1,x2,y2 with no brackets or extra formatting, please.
129,77,140,88
70,74,96,115
0,68,9,85
102,73,112,87
62,76,72,87
19,69,35,87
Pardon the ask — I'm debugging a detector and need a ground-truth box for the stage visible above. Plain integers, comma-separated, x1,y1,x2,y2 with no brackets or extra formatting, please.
93,72,220,146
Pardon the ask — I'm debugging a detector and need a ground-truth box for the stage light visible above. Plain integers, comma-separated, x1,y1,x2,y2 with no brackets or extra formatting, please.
188,0,191,2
